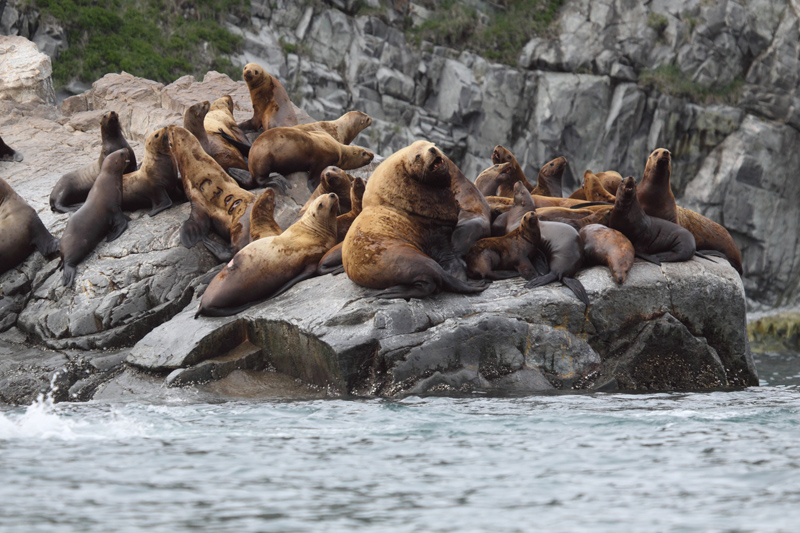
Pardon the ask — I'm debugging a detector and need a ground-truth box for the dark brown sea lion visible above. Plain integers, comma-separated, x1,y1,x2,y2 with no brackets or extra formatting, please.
249,188,282,241
238,63,298,132
184,101,249,175
466,211,541,280
300,166,354,216
609,176,696,265
450,157,491,258
197,193,339,317
524,220,589,306
579,224,635,284
491,181,534,236
491,146,535,195
120,127,178,216
0,178,59,275
0,135,23,162
637,148,676,223
205,95,250,148
50,111,137,213
60,149,131,287
249,128,373,189
167,126,255,261
316,178,366,276
342,141,490,299
294,111,373,145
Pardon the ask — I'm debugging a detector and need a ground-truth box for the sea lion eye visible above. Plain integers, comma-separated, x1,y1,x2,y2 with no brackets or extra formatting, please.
549,162,553,166
415,155,421,161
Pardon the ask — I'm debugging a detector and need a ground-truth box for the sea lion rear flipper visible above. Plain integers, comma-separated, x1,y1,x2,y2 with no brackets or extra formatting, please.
317,244,344,275
635,252,661,266
217,129,251,157
106,212,130,242
181,205,211,248
62,264,77,287
202,237,234,262
524,271,558,289
271,263,318,299
148,188,173,217
30,219,60,257
562,277,590,307
226,168,257,189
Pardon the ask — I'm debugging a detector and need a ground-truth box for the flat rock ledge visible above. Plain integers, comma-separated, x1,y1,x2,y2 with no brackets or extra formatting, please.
125,257,758,397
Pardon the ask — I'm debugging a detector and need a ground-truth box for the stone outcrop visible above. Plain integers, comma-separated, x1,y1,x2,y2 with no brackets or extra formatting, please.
0,35,55,105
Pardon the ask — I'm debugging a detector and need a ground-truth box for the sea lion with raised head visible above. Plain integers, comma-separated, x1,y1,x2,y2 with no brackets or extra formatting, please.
569,170,622,200
474,162,513,197
609,176,696,265
450,157,492,258
197,193,339,317
294,111,372,145
167,126,255,261
579,224,635,284
300,166,354,216
249,188,282,241
0,178,59,275
120,127,178,216
466,211,541,280
184,101,249,175
491,146,535,195
238,63,298,132
316,177,367,275
249,128,373,189
50,111,137,213
0,135,23,162
531,156,567,197
342,141,490,299
491,181,534,236
60,149,131,287
524,221,589,306
583,170,616,202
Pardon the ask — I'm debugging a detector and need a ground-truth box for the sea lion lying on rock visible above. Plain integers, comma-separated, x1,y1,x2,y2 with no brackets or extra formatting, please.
196,193,339,317
294,111,373,145
0,178,59,275
342,141,490,299
524,220,589,306
466,211,541,280
579,224,635,285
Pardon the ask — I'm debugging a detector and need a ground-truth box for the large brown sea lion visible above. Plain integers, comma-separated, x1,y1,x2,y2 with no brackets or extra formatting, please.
466,211,541,280
184,101,249,175
450,156,492,258
524,221,589,306
197,193,339,317
474,163,513,197
249,188,282,241
0,178,59,275
300,166,353,216
238,63,298,132
609,176,696,265
60,149,131,287
294,111,373,145
167,126,255,261
0,135,23,162
579,224,635,285
342,141,490,299
249,128,373,189
121,127,178,216
50,111,137,213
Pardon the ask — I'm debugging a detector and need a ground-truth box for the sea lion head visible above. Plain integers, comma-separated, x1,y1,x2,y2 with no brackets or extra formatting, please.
647,148,672,174
351,176,366,203
540,156,567,180
615,176,637,209
147,127,171,155
351,111,372,129
404,141,449,187
321,166,351,195
494,162,515,188
512,181,528,206
210,95,234,113
491,145,513,165
243,63,270,87
188,101,211,122
304,192,339,236
519,211,541,244
100,110,121,135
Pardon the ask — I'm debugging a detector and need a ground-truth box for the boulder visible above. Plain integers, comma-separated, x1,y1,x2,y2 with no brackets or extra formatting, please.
0,35,56,105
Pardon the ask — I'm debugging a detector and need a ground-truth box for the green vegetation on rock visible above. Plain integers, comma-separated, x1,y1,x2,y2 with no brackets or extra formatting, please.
638,64,743,105
407,0,564,66
748,312,800,353
30,0,249,88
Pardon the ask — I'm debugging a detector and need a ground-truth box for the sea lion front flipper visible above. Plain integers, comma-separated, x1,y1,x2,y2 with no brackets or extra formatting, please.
147,188,173,217
635,252,661,266
62,263,77,287
180,205,211,248
106,212,130,242
226,168,257,189
317,243,344,275
202,237,234,262
532,249,550,277
562,277,590,307
30,218,60,257
524,271,558,289
217,129,251,157
271,263,319,299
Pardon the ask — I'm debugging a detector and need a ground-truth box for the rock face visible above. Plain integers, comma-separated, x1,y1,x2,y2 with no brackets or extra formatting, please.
0,35,55,105
128,257,757,396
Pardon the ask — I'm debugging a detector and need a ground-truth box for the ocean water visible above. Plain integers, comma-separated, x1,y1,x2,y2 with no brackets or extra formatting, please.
1,352,799,532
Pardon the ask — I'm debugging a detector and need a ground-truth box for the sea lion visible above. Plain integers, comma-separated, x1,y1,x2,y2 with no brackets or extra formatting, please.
197,193,339,317
316,178,366,276
474,163,513,197
531,156,567,197
677,207,743,273
0,178,59,275
342,141,490,299
466,211,541,280
583,170,616,202
609,176,696,265
238,63,298,132
50,111,137,213
579,224,635,284
0,135,23,162
491,146,535,195
249,188,282,241
485,195,514,216
120,127,178,216
60,149,131,287
637,148,677,223
184,101,249,175
300,166,354,216
167,126,255,261
294,111,373,145
450,157,492,258
569,170,622,200
205,95,251,149
524,221,589,306
491,182,534,236
249,128,374,189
